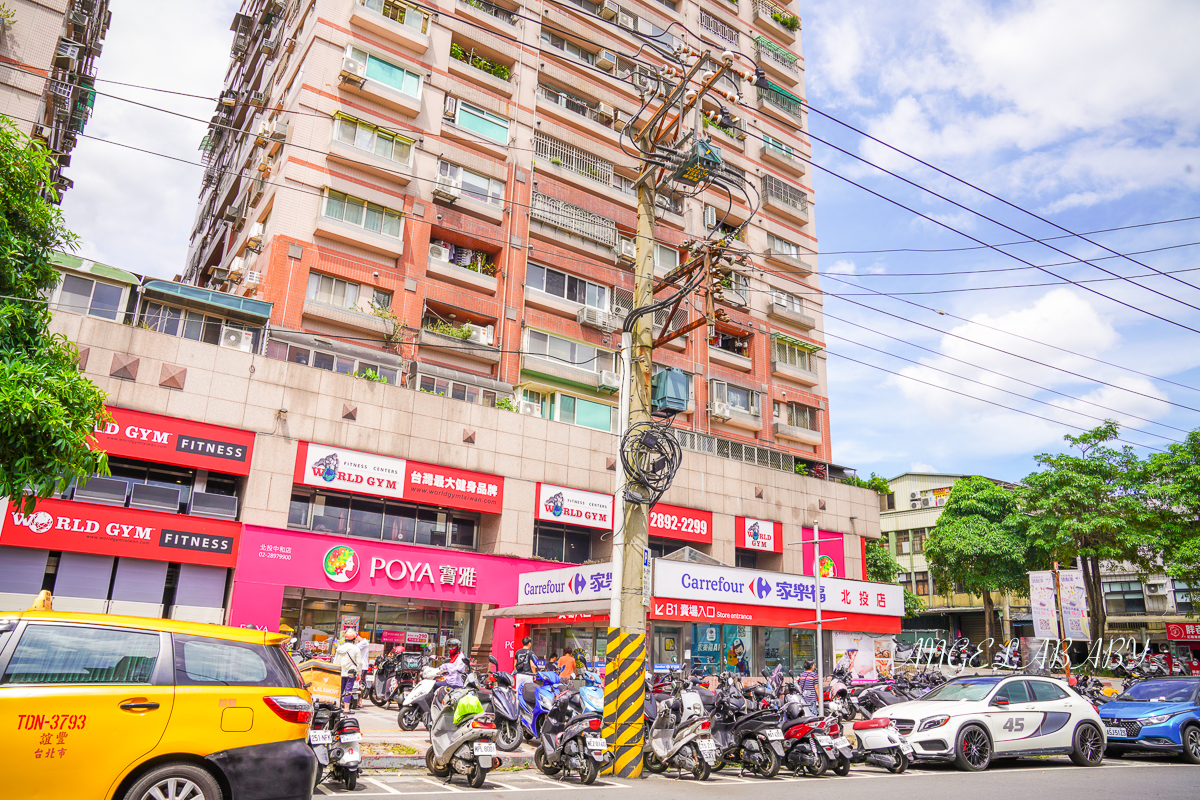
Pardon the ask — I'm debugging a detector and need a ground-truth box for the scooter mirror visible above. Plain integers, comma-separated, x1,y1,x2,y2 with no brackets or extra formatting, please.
489,655,499,666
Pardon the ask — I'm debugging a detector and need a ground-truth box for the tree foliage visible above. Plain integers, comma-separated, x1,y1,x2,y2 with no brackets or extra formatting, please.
1146,430,1200,601
865,537,926,618
0,116,108,508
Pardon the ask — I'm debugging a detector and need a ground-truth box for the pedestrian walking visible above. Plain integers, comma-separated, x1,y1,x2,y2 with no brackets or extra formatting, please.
334,629,367,711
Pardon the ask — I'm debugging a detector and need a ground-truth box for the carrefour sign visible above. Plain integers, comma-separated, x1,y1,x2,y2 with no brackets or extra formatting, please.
517,562,613,604
654,560,903,617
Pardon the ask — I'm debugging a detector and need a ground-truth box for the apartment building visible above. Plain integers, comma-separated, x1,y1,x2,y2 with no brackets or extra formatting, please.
0,0,111,198
181,0,831,480
0,254,899,674
881,472,1031,643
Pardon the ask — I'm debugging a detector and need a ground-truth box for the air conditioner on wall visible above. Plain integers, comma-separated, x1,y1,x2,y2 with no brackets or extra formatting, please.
617,237,635,263
429,244,450,262
921,498,930,507
433,175,461,202
598,370,620,393
709,401,731,420
1146,585,1163,595
466,324,494,346
341,57,366,83
910,492,919,499
220,327,254,352
599,0,619,20
519,400,541,416
596,50,617,71
576,305,616,332
910,501,920,510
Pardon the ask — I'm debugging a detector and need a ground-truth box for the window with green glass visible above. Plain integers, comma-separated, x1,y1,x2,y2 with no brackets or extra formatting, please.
348,46,421,97
323,190,403,238
454,101,509,144
559,395,613,432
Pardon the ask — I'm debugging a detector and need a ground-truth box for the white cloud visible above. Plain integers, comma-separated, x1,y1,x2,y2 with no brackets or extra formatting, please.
910,462,937,473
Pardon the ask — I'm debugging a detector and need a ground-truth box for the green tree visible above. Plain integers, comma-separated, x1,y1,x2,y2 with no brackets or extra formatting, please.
0,116,108,508
926,476,1040,656
865,538,926,618
1017,421,1155,639
1146,430,1200,604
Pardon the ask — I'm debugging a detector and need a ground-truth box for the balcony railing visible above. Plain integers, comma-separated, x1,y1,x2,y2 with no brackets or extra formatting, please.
763,174,809,214
757,83,804,119
530,191,617,248
538,85,612,127
699,11,739,45
752,0,799,31
534,131,614,186
755,36,799,75
358,0,431,32
459,0,516,24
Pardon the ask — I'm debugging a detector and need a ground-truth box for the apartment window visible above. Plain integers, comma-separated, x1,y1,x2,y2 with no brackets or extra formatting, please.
267,340,400,384
291,491,477,549
559,394,615,432
710,380,755,414
773,401,817,431
655,244,679,272
772,337,814,371
763,134,796,160
57,274,124,320
437,160,503,205
735,550,758,570
771,289,805,314
895,530,911,555
526,263,608,310
360,0,429,32
523,389,552,419
1104,581,1146,615
896,572,911,589
534,521,591,563
334,114,414,164
450,100,509,144
322,190,404,239
305,272,391,314
539,31,594,64
911,529,926,555
711,330,750,356
768,233,802,260
612,174,635,195
141,303,224,345
1174,581,1197,614
348,46,422,97
526,330,615,373
418,374,500,406
914,571,930,596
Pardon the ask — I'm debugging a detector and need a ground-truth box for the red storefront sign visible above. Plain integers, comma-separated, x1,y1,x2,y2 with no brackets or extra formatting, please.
649,503,713,544
94,406,256,476
1,497,241,568
294,442,503,515
1167,623,1200,641
649,597,900,635
736,516,781,553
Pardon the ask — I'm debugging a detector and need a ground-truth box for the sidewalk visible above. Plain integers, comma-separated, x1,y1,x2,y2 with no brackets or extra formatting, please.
351,703,539,770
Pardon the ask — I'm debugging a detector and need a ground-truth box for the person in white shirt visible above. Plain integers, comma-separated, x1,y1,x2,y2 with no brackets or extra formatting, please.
334,630,367,711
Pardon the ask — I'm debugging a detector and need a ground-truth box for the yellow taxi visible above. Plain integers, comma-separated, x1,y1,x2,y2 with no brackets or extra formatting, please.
1,596,316,800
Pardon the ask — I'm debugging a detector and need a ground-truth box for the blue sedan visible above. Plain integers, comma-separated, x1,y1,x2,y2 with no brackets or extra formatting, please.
1098,677,1200,762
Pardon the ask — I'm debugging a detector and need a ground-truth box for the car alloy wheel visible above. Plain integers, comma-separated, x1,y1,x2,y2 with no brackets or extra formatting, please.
138,778,205,800
1070,724,1103,767
1184,726,1200,764
958,726,991,771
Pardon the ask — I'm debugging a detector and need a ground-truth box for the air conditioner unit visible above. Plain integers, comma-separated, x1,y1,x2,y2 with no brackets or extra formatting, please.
211,267,230,281
341,57,366,83
249,91,267,106
519,400,541,416
257,154,272,173
284,37,296,53
433,175,461,202
704,204,717,228
910,502,920,510
70,11,87,26
595,102,614,122
443,96,458,119
598,0,619,20
254,120,270,146
618,12,635,30
910,492,919,499
598,370,620,393
921,498,931,507
227,255,246,280
596,50,617,71
709,401,731,420
261,38,279,56
271,118,288,140
221,327,255,353
429,243,450,262
222,204,240,222
577,305,616,332
466,324,494,346
617,236,635,263
33,124,52,142
246,222,264,251
1146,585,1163,595
243,270,262,287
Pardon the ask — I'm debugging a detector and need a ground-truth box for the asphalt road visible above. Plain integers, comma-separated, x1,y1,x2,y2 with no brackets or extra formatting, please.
316,756,1200,799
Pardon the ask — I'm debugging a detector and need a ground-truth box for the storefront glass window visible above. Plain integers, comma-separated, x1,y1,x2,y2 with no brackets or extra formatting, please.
735,550,757,570
652,625,682,671
290,492,480,551
312,494,350,533
691,623,723,675
764,628,791,673
533,522,591,563
288,493,310,527
416,509,445,546
565,628,596,665
791,629,815,669
383,505,417,542
724,625,753,676
349,498,385,539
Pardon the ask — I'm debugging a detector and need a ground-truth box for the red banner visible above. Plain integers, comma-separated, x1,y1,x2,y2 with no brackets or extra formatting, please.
94,406,256,476
649,597,901,634
649,503,713,544
1167,623,1200,641
1,497,241,568
736,516,781,553
294,442,504,515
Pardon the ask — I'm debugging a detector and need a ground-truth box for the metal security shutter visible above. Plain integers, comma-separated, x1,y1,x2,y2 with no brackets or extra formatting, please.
0,547,49,593
959,612,988,643
53,552,114,598
111,558,168,603
174,564,228,608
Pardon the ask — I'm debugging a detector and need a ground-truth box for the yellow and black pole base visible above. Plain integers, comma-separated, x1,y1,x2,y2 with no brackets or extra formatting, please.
603,627,646,777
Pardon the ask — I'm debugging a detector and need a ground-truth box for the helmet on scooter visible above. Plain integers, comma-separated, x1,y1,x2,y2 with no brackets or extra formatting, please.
454,692,484,725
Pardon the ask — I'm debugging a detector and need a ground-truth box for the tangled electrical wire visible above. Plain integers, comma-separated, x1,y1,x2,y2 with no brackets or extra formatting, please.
620,419,682,509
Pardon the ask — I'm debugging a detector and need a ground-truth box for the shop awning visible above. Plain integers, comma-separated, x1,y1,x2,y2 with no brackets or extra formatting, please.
483,599,611,619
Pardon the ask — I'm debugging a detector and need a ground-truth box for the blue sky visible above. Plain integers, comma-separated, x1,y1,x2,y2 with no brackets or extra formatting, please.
60,0,1200,484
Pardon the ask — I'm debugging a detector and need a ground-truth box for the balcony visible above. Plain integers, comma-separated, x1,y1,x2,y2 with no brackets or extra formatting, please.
757,82,805,123
536,85,615,136
448,43,515,98
768,301,816,330
771,358,819,386
763,248,813,275
755,36,800,82
717,405,763,432
419,326,501,364
773,421,821,446
752,0,800,43
303,301,394,336
699,11,739,47
534,132,614,187
762,174,810,225
456,0,517,34
351,0,431,53
760,139,806,176
327,138,414,185
314,214,406,258
341,72,423,118
530,191,617,249
709,346,753,372
522,353,601,390
427,256,498,295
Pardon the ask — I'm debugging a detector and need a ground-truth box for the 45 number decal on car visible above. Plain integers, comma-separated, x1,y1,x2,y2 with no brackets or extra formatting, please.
1001,718,1025,732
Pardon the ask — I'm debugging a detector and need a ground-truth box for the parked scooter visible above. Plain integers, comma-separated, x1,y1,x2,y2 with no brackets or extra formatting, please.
398,662,441,730
708,672,784,777
309,701,363,790
642,672,717,780
844,717,912,773
519,666,563,740
780,707,847,776
534,680,613,783
426,674,500,788
484,656,523,752
993,639,1022,670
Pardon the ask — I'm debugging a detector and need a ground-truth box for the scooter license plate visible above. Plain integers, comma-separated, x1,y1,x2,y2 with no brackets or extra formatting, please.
833,736,850,749
698,740,718,764
900,742,914,755
586,737,607,750
1105,727,1125,738
308,730,333,745
815,733,832,746
341,732,362,743
765,729,784,740
474,742,497,756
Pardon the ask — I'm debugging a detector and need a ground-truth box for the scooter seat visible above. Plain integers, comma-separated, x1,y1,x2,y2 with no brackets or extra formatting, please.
782,716,823,730
521,682,539,708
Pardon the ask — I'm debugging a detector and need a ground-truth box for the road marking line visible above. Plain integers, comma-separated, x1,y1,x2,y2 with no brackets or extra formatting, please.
418,776,464,792
314,785,334,795
367,777,403,794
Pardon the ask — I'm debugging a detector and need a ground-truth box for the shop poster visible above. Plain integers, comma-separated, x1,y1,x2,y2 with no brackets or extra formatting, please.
723,625,752,675
1028,571,1060,638
1058,569,1091,640
833,632,895,682
692,623,723,674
